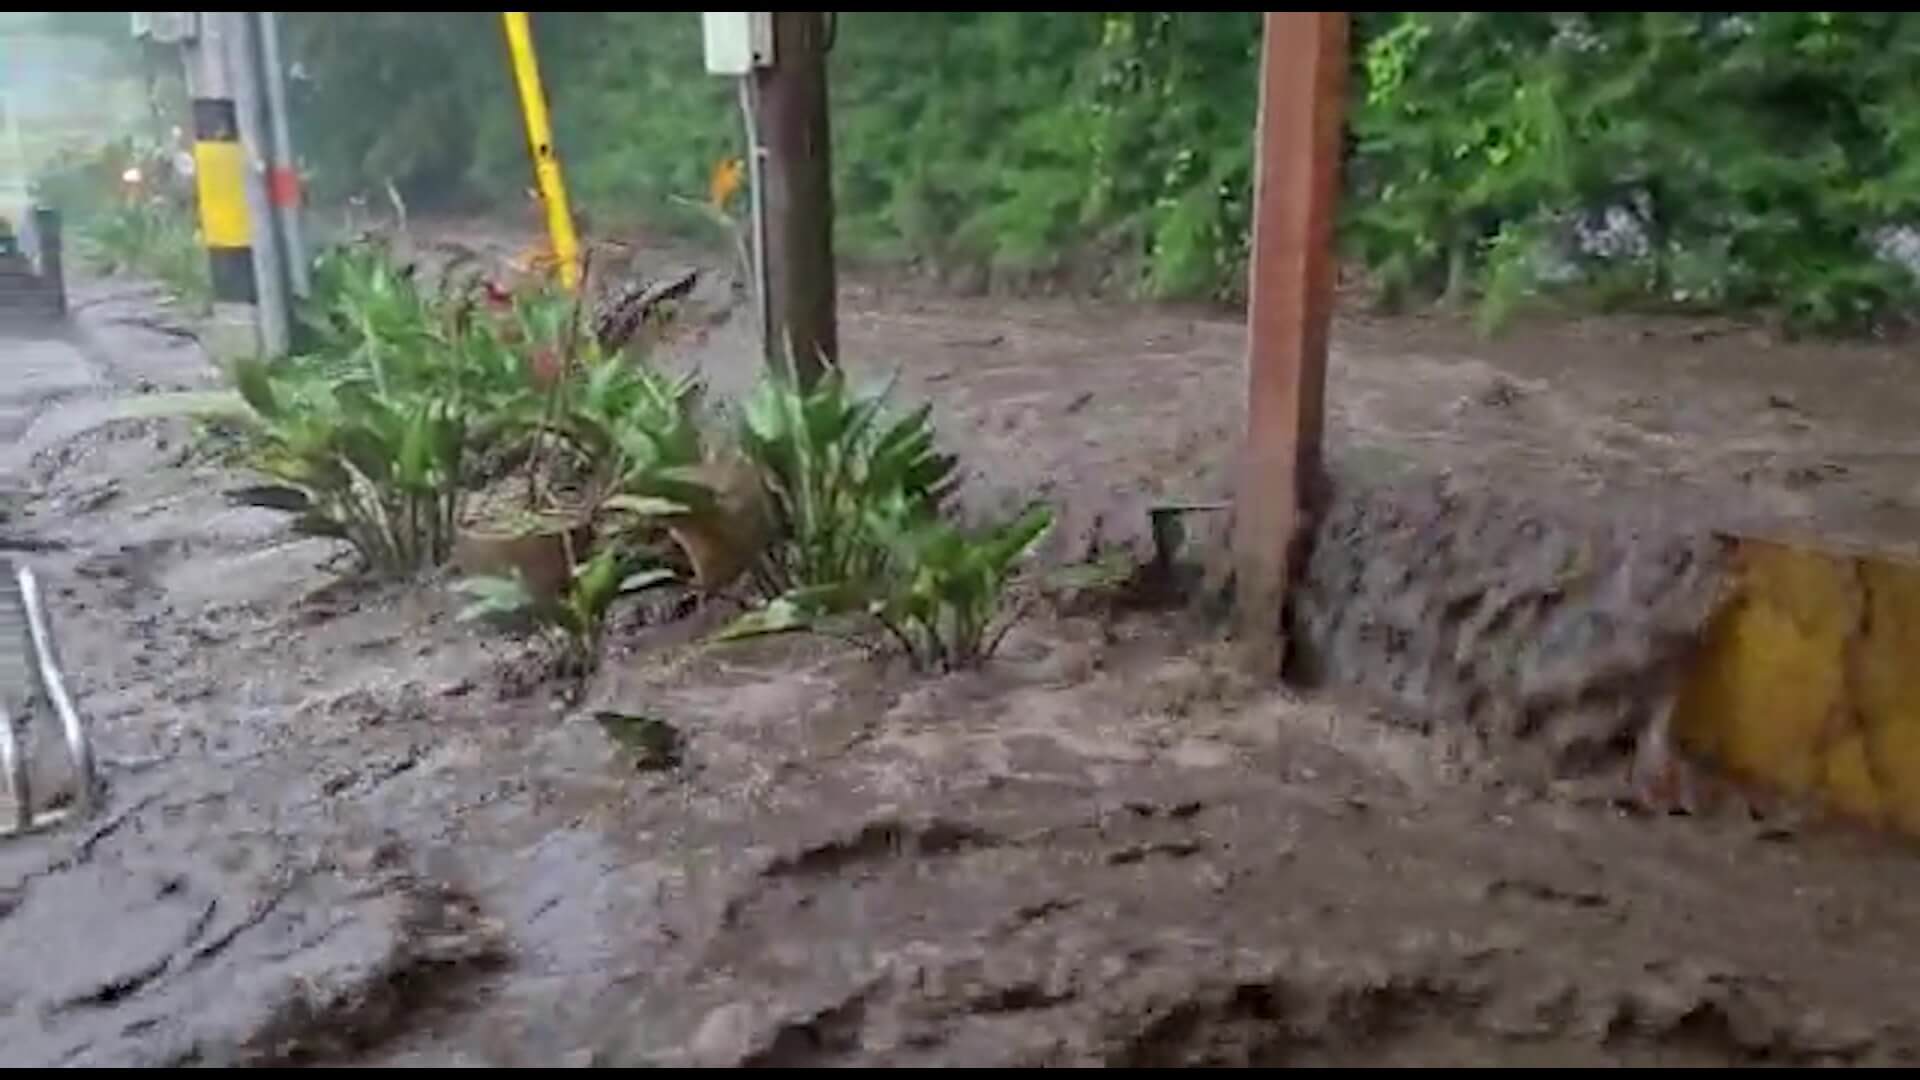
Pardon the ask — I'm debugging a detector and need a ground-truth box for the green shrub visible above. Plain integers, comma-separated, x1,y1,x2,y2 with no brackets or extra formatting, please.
735,368,959,595
556,358,710,516
255,11,1920,332
232,238,720,583
855,503,1054,671
1348,12,1920,333
78,197,211,311
232,351,468,576
719,368,1051,671
34,134,211,310
221,236,1053,667
455,547,674,676
228,241,511,575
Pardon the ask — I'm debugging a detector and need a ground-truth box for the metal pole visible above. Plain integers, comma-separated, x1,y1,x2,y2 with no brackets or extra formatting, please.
225,11,290,356
737,76,772,365
256,11,308,298
0,701,26,836
16,565,97,820
501,12,580,291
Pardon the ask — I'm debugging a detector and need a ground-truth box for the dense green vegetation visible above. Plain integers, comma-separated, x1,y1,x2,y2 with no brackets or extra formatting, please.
40,12,1920,332
32,135,210,310
214,237,1052,675
1346,12,1920,333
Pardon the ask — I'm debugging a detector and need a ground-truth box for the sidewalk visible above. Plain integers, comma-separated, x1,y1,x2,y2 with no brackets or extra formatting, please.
0,283,216,481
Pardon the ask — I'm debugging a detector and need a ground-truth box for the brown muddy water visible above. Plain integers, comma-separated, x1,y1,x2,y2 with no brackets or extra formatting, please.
4,239,1920,1064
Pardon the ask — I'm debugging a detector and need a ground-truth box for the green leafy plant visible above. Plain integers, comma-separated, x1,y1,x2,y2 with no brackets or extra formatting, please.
1348,11,1920,334
558,358,712,517
715,367,1050,671
453,254,723,565
293,238,500,396
455,547,674,676
232,353,468,576
298,238,436,358
78,197,211,311
867,504,1054,669
735,367,959,596
238,236,726,595
221,242,514,576
725,502,1053,671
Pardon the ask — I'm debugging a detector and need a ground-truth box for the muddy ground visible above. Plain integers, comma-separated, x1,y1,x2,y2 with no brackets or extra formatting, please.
6,238,1920,1065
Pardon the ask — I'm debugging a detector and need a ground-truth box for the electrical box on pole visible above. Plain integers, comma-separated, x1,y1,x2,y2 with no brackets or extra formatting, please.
702,13,774,75
703,12,834,384
131,12,197,45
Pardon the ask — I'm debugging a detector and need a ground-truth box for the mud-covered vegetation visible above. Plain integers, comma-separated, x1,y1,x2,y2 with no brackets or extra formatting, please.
28,100,1062,676
207,237,1053,679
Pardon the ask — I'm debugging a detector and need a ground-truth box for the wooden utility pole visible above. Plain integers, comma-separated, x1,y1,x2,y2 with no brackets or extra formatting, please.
1231,12,1348,661
753,11,837,386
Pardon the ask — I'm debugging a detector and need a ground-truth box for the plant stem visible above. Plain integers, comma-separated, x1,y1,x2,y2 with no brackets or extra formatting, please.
521,252,595,514
873,612,924,670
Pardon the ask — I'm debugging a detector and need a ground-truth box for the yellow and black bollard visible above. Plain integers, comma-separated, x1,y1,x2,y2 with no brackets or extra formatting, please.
190,93,256,307
183,11,266,359
181,11,292,358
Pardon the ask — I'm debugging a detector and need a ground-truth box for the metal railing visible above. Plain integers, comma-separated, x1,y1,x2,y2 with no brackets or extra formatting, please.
0,561,97,836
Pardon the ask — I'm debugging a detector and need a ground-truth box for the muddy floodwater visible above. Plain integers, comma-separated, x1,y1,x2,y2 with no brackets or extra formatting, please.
7,231,1920,1065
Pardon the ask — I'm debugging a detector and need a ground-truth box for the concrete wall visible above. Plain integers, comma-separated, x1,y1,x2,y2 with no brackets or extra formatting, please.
1285,467,1920,835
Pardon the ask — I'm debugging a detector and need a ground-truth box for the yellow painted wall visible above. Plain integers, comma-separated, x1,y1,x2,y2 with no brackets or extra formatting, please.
1675,540,1920,834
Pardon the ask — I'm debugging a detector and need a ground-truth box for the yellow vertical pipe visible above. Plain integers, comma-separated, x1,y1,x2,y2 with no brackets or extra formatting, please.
501,12,580,290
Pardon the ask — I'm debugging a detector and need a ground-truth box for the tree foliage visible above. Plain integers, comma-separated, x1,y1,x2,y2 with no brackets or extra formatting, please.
1349,12,1920,332
57,12,1920,331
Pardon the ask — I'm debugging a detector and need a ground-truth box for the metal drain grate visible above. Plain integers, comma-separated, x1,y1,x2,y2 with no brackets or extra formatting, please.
0,560,97,836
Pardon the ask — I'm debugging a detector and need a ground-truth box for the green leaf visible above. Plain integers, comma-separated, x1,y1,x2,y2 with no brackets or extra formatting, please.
111,390,253,423
602,494,691,518
397,406,433,487
618,567,678,594
982,503,1055,569
714,596,815,641
453,573,533,622
333,423,394,485
231,356,279,419
571,547,624,613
